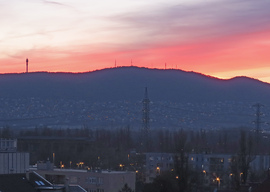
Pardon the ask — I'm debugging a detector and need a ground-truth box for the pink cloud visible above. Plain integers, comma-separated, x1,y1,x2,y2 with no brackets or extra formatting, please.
1,28,270,79
1,0,270,83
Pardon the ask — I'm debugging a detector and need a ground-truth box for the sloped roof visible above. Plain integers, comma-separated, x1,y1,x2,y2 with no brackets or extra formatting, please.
28,171,52,188
69,185,87,192
0,172,85,192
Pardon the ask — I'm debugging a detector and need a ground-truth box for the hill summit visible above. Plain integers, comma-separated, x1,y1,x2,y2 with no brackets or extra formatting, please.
0,66,270,103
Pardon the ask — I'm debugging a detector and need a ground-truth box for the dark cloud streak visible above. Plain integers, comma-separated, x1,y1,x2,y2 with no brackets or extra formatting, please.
41,0,78,12
42,0,67,6
109,0,270,45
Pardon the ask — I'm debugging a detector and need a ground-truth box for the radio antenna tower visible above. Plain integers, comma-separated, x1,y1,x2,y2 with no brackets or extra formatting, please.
26,58,29,73
141,87,150,151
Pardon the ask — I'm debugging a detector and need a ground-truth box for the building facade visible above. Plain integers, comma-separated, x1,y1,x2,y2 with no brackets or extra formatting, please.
249,155,270,173
189,153,232,174
0,138,17,152
189,153,270,174
145,152,270,187
145,153,174,183
0,138,29,174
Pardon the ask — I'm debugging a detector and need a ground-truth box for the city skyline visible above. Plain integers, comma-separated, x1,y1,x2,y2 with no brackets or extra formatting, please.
1,0,270,82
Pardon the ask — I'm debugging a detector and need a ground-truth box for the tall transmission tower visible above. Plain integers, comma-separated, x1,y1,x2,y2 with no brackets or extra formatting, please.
141,87,150,151
26,58,29,73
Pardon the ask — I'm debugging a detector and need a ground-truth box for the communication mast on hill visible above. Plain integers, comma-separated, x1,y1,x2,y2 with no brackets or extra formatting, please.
141,87,150,152
26,58,29,73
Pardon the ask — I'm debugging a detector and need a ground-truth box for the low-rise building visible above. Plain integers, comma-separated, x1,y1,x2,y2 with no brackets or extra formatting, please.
145,152,270,188
189,153,232,174
0,138,17,152
0,138,29,174
34,168,136,192
249,155,270,173
189,153,270,174
145,153,174,183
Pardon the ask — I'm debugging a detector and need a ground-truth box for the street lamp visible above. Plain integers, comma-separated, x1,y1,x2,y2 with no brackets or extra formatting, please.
240,172,243,183
156,167,160,175
216,177,220,188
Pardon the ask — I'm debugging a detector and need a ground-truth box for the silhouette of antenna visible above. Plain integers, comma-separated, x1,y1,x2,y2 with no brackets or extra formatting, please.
26,58,29,73
141,87,150,152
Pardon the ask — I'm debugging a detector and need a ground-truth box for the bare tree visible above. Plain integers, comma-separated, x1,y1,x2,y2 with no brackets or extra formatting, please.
119,183,134,192
238,130,254,184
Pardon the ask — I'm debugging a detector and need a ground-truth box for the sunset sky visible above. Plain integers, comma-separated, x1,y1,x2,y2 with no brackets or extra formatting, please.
1,0,270,82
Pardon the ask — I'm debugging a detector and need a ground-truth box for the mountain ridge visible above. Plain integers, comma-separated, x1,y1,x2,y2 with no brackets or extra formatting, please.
0,66,270,104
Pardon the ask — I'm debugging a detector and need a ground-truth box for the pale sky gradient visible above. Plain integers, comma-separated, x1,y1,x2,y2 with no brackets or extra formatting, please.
1,0,270,82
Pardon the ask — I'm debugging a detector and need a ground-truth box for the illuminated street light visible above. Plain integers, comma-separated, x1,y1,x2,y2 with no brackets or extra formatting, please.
60,161,64,169
240,172,243,183
156,167,160,175
216,177,220,188
76,162,84,168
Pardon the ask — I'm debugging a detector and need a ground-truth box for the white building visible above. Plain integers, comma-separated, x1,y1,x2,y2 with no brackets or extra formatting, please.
0,138,17,152
249,155,270,172
189,153,270,174
145,153,174,183
0,138,29,174
189,153,232,174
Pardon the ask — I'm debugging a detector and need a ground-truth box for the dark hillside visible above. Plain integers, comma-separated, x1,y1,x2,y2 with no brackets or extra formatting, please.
0,67,270,104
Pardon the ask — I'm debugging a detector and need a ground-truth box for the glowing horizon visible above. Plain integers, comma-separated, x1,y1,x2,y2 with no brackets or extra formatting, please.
1,0,270,83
